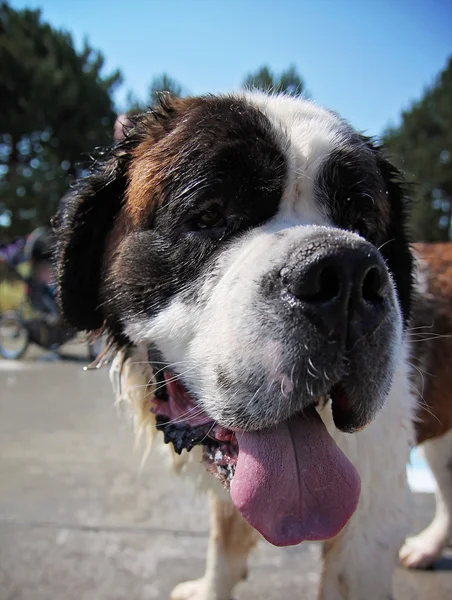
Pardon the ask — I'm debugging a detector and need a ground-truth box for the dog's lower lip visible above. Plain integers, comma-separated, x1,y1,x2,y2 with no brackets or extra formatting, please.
329,383,352,411
329,383,363,433
213,425,235,442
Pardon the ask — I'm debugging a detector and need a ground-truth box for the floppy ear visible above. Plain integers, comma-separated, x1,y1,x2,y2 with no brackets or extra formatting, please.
53,150,130,332
53,95,191,332
374,148,414,325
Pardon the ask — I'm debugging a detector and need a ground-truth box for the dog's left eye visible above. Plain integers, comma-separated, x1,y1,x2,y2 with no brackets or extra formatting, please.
195,206,226,230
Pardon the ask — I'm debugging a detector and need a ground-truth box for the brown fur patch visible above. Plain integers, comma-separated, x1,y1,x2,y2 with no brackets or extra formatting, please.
124,97,204,227
209,495,258,581
412,243,452,444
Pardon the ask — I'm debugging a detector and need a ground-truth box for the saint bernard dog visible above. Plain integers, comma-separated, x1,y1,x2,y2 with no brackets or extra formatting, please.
53,92,452,600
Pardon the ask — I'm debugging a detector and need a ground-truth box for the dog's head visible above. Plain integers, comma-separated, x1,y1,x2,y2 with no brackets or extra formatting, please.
53,92,413,546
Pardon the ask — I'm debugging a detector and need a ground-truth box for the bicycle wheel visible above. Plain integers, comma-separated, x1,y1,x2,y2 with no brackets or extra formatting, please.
0,311,29,359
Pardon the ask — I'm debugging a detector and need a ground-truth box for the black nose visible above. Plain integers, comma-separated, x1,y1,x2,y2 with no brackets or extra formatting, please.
281,240,390,346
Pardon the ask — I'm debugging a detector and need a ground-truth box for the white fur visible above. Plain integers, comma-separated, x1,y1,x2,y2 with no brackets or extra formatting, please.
112,340,416,599
318,342,415,599
400,430,452,569
243,91,352,226
258,94,349,226
124,93,399,433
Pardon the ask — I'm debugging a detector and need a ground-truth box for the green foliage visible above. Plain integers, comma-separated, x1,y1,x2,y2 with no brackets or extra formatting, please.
125,73,185,114
0,2,122,239
383,57,452,242
242,64,305,97
148,74,184,106
3,2,447,250
126,65,305,116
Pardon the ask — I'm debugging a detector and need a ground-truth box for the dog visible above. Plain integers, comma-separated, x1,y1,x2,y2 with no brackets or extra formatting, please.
52,91,452,599
399,242,452,570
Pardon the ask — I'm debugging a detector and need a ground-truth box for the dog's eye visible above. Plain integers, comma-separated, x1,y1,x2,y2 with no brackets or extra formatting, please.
195,206,225,230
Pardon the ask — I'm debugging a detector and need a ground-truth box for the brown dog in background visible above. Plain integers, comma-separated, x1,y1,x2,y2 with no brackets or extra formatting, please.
400,242,452,569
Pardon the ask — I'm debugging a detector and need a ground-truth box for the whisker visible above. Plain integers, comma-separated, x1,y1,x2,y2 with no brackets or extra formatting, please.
163,407,208,426
377,238,395,252
407,360,426,398
406,366,440,425
406,324,435,331
408,335,452,343
308,358,320,376
199,422,216,445
127,360,198,367
152,363,197,379
406,330,443,336
127,367,197,391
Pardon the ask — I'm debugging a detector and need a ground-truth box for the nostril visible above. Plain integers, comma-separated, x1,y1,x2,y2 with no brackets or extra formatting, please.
301,266,341,303
361,265,385,304
315,266,341,302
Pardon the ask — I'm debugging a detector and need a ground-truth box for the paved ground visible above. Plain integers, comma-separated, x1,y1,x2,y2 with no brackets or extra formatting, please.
1,343,451,600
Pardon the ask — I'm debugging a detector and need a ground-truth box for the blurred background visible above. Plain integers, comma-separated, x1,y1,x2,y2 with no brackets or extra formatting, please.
0,1,451,598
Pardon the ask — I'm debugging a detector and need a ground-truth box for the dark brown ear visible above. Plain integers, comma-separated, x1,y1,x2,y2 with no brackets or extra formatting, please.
52,149,130,331
53,95,192,332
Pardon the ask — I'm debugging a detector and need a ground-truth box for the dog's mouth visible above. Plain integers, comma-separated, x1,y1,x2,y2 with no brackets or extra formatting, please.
153,372,239,484
152,371,361,547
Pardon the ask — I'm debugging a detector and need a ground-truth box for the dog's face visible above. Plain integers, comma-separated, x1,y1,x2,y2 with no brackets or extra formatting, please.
54,92,413,547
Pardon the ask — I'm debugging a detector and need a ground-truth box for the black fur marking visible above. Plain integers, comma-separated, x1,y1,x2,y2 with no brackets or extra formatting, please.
102,98,286,328
52,157,128,331
316,137,413,324
317,144,386,244
52,99,185,334
53,97,286,338
372,149,414,325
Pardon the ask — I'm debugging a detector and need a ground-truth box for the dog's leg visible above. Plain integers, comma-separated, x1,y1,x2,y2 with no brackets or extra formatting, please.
319,497,407,600
399,429,452,568
170,491,258,600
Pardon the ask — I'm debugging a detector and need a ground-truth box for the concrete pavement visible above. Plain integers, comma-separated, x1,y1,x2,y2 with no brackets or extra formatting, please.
1,345,451,599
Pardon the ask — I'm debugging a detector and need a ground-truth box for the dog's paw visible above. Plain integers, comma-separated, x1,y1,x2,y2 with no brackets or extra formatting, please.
399,531,446,569
170,578,232,600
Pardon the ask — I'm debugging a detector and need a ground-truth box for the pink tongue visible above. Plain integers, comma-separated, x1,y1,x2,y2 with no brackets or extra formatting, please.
230,409,361,546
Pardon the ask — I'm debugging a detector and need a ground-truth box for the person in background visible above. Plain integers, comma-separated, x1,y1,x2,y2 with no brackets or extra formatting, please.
24,227,58,316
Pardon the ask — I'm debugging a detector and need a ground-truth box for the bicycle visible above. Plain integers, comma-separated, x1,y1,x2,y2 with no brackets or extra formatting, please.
0,235,100,361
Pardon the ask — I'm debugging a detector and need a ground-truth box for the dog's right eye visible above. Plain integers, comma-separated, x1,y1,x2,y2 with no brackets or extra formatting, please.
194,206,226,230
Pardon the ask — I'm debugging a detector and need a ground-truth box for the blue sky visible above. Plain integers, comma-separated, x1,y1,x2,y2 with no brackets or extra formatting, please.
10,0,452,137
